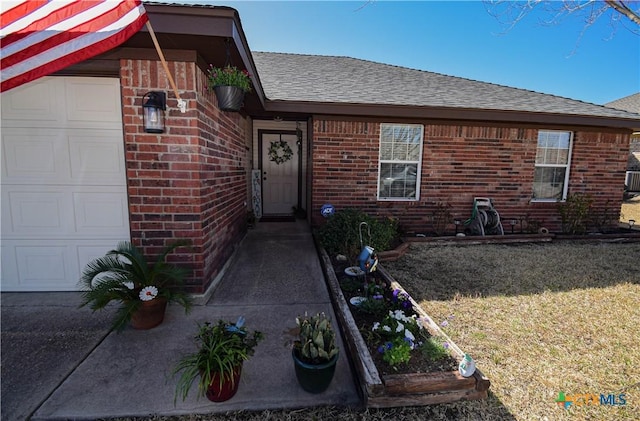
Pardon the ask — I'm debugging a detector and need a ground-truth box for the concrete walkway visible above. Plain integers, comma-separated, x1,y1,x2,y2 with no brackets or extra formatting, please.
1,220,360,420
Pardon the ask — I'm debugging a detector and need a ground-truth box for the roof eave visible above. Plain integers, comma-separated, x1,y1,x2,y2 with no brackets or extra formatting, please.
140,3,268,108
264,101,640,130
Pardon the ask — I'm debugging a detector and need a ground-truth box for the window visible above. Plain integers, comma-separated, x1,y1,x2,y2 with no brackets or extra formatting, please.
533,130,573,200
378,124,423,200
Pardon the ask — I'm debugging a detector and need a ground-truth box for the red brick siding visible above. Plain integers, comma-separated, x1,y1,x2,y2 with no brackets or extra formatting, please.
311,119,629,234
121,59,249,293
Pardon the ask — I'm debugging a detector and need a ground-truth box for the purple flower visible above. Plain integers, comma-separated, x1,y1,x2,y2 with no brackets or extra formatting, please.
392,289,400,300
386,342,393,350
377,345,385,354
441,320,449,327
443,342,449,349
373,294,383,300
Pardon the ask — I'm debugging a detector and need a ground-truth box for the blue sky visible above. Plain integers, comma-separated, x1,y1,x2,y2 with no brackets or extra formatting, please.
156,1,639,105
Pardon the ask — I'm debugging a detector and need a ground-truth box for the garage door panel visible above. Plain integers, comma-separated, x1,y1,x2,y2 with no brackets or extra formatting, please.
73,191,129,236
65,78,122,125
1,241,123,291
16,245,70,286
5,190,71,236
2,131,70,182
69,134,125,183
0,78,62,124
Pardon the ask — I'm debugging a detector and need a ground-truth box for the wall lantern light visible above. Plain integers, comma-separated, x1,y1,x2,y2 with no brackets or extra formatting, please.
142,91,166,133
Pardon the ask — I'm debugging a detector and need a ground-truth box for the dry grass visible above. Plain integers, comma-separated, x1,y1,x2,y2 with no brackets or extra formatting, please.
384,241,640,421
620,195,640,225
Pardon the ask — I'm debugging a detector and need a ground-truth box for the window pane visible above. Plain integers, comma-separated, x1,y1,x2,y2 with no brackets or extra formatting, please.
380,142,393,160
533,167,566,199
379,163,417,199
536,131,570,165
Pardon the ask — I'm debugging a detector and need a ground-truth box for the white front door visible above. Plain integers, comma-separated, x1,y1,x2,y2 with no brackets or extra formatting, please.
1,76,130,291
260,131,299,215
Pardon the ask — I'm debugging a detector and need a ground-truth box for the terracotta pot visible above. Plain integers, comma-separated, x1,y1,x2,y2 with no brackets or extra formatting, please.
130,297,167,330
205,364,243,402
214,85,245,111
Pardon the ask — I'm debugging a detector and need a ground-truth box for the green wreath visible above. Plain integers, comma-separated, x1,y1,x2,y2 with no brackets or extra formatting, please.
268,140,294,165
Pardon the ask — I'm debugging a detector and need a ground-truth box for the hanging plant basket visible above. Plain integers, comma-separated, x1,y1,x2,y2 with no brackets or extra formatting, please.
214,85,245,112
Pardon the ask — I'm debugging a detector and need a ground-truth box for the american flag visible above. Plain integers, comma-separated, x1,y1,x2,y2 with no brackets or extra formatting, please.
1,0,147,92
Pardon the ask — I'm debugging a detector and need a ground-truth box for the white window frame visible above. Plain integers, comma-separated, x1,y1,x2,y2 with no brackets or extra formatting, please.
532,130,574,202
377,123,424,201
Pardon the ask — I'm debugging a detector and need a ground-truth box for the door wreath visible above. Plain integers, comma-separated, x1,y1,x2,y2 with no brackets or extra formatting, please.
268,140,294,165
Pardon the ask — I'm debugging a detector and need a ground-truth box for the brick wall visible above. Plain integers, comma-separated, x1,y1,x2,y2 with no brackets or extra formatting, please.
120,59,250,293
311,119,629,235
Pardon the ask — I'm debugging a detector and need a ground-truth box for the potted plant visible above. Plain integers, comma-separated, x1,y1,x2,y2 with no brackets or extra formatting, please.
291,312,340,393
78,240,193,331
173,317,264,402
206,64,252,111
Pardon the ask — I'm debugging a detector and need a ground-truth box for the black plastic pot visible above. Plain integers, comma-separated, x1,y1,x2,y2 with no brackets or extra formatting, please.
213,85,245,111
292,349,339,393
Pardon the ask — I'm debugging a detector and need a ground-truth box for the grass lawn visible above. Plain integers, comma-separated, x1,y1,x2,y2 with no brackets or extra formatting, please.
382,241,640,420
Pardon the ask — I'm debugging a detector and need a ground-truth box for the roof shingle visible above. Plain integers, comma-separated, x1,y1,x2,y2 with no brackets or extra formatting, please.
252,51,640,121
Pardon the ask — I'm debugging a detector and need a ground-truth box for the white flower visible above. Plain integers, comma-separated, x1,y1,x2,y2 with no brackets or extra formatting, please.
405,329,415,341
396,322,404,333
139,286,158,301
372,322,380,331
123,281,134,290
382,325,391,332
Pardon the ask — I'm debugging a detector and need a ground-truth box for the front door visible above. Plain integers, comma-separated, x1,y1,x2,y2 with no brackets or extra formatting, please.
260,131,299,215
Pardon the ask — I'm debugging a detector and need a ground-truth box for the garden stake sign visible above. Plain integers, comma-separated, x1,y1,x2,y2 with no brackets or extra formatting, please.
268,138,293,165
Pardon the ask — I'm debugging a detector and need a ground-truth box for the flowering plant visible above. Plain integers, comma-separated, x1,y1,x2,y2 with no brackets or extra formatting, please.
79,240,193,331
372,309,422,366
206,65,252,93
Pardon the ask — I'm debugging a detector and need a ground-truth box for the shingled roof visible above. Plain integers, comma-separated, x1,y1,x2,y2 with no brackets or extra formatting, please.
605,92,640,114
252,51,640,123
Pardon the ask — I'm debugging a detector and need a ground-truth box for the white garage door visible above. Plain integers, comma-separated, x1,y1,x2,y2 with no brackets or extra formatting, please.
1,77,130,291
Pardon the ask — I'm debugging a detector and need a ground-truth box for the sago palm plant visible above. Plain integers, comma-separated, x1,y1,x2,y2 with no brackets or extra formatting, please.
79,240,193,331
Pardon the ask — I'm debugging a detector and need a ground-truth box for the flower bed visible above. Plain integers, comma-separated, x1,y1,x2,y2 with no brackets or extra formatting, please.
318,247,490,408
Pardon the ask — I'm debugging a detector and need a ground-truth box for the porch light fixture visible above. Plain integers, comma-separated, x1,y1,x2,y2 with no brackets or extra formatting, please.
510,219,517,234
629,219,636,229
142,91,166,133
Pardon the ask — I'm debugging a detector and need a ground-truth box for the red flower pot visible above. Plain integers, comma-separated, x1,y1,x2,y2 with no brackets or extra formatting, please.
205,365,243,402
130,297,167,330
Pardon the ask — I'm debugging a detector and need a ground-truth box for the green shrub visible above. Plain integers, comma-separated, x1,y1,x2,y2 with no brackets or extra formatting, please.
315,208,399,260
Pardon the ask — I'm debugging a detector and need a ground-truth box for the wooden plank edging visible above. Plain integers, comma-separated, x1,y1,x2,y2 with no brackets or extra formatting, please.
317,242,490,406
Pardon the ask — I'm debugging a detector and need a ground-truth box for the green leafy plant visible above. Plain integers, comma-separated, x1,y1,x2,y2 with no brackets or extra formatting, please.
207,65,252,92
78,240,193,331
293,312,339,365
378,338,413,366
558,193,593,234
173,318,264,402
356,296,388,318
316,209,399,261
